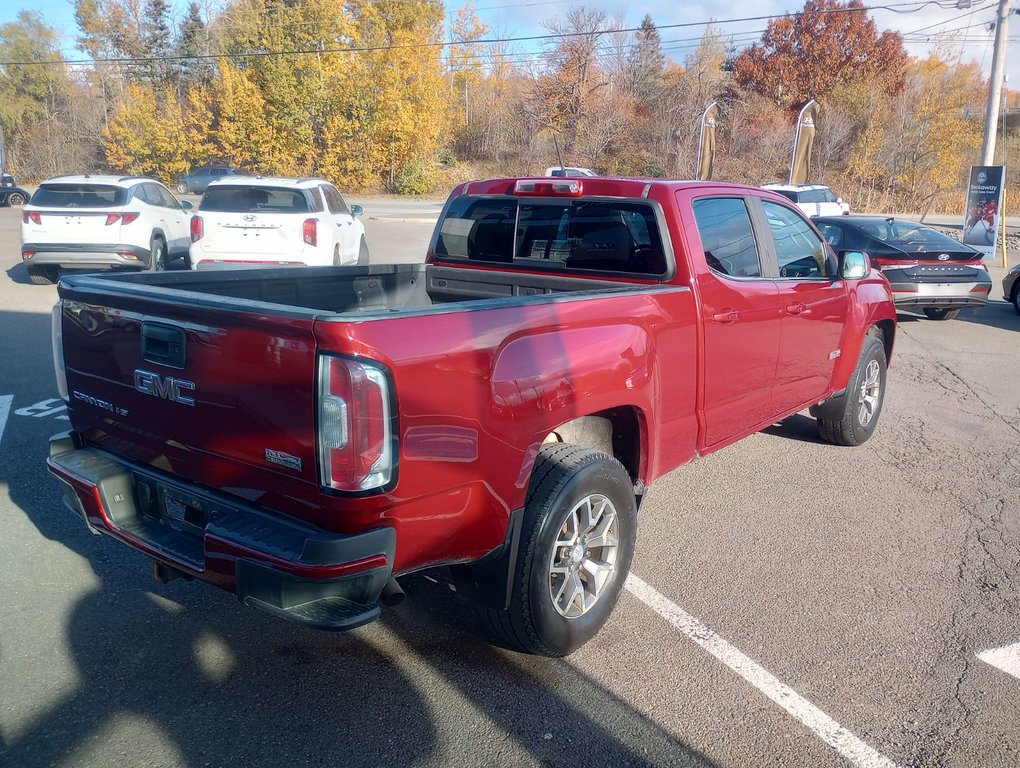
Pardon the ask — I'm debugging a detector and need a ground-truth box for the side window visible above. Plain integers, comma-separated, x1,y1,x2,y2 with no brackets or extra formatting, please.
692,197,762,278
322,185,350,215
762,201,828,278
815,222,843,249
155,185,180,209
138,184,162,206
306,188,325,213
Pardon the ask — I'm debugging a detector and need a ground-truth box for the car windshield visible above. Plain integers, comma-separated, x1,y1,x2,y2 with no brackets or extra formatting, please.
200,185,310,213
31,184,128,208
860,220,967,251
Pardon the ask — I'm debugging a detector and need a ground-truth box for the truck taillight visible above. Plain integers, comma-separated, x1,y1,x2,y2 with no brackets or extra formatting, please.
191,215,203,242
22,211,41,224
51,302,68,401
514,179,583,196
303,218,318,246
317,354,395,492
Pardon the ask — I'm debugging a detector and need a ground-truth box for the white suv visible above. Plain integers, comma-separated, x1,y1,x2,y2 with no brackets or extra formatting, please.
761,183,850,217
189,176,368,269
20,175,193,284
544,166,597,178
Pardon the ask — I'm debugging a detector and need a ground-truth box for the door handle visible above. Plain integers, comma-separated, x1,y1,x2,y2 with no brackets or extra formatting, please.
785,303,807,316
712,310,739,324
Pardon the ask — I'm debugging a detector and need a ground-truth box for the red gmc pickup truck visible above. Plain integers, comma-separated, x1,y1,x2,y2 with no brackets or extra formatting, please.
47,177,896,656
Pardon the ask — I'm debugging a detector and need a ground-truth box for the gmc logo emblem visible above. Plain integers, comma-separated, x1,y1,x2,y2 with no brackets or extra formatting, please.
134,369,196,407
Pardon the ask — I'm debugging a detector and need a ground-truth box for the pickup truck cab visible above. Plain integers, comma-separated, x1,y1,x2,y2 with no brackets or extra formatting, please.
47,177,895,656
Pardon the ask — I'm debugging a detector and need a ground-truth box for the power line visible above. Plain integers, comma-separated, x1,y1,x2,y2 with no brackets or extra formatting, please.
0,0,977,67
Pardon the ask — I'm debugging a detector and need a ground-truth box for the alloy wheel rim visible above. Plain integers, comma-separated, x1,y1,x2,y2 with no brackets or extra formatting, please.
857,359,881,427
547,493,619,618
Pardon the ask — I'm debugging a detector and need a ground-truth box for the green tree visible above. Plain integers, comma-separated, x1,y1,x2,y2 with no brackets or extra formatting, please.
624,15,664,106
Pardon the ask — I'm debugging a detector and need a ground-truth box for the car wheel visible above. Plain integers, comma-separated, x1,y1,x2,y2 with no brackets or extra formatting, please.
333,245,341,266
357,238,370,265
26,266,56,285
483,444,636,657
923,308,961,321
7,192,26,206
148,236,166,272
1011,284,1020,316
816,330,887,447
176,182,189,195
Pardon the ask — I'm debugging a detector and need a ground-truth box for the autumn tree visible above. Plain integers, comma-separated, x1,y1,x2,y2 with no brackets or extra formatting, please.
174,1,213,88
732,0,908,108
448,1,488,132
624,15,664,106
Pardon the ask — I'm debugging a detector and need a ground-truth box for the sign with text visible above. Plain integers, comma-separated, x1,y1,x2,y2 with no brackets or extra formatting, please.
963,165,1005,260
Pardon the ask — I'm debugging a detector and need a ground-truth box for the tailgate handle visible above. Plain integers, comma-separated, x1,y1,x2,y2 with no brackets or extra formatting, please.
141,323,186,368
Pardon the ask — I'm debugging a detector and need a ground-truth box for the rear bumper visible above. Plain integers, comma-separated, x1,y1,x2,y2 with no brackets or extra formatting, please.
22,243,150,270
888,279,991,308
47,433,395,631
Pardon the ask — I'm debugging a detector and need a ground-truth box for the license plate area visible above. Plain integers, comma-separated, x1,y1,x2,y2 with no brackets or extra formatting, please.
160,487,209,535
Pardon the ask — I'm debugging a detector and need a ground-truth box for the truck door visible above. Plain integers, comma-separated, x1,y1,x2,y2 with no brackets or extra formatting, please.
754,199,848,414
690,196,783,448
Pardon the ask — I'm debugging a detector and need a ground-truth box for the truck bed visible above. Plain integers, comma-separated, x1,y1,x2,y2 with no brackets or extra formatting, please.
60,263,647,317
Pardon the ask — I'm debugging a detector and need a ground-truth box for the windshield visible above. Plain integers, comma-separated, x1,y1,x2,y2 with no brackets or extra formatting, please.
859,220,969,251
200,185,310,213
31,184,128,208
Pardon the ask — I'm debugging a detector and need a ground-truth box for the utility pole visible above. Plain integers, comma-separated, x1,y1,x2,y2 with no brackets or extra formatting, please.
981,0,1011,165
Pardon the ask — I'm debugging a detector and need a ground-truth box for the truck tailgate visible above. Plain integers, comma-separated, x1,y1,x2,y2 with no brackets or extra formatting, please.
58,289,323,509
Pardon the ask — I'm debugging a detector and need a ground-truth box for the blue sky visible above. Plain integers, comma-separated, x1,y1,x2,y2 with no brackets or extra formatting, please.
0,0,1013,84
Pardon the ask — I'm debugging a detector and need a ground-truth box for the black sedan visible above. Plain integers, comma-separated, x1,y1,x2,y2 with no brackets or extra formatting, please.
814,216,991,320
0,180,28,207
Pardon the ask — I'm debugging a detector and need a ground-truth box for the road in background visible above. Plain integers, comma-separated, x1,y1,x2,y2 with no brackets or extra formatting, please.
1,204,1018,768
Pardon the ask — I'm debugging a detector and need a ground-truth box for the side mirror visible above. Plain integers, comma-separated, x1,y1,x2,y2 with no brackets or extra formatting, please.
350,204,364,217
181,200,194,211
836,197,844,204
840,250,870,280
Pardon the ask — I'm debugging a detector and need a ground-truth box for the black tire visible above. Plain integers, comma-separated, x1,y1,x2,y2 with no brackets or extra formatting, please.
7,192,26,206
923,307,960,321
357,238,370,265
483,444,637,657
148,236,166,272
816,330,887,447
176,182,189,195
26,266,56,285
1011,284,1020,316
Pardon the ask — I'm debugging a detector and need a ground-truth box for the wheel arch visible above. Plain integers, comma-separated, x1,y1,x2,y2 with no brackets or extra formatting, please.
543,407,645,492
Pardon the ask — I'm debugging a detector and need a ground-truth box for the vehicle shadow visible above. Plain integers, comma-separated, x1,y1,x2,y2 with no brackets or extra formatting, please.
5,261,35,285
762,413,825,445
953,300,1020,331
5,257,191,286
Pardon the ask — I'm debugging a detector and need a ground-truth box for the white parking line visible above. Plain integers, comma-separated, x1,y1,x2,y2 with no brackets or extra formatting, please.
0,395,11,445
625,574,899,768
978,642,1020,680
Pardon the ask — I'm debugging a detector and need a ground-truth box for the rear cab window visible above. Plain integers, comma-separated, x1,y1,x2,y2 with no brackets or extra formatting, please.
31,184,128,208
434,196,669,277
200,186,311,213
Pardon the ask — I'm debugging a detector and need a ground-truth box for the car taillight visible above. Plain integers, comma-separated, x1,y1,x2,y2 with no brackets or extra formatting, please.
22,211,41,224
514,179,583,196
872,257,917,271
303,218,318,246
191,215,203,242
317,354,395,492
104,212,139,225
51,302,68,401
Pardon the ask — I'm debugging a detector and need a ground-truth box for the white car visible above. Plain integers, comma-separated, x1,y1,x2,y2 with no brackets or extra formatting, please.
189,176,368,269
761,183,850,217
20,175,193,284
544,166,598,178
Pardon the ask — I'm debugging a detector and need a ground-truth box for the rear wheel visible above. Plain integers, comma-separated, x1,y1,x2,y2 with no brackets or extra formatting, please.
7,191,26,206
483,444,636,657
1011,284,1020,316
357,238,370,265
26,266,56,285
148,236,166,272
176,182,189,195
923,307,960,321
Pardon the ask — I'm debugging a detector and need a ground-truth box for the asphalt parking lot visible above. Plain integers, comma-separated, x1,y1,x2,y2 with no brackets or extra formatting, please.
1,201,1018,768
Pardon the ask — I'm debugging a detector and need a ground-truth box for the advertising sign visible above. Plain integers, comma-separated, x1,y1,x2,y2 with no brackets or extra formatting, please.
963,165,1005,260
789,100,818,185
696,102,719,181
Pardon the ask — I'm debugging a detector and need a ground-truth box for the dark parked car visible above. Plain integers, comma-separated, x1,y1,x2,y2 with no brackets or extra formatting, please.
175,165,239,194
0,172,28,206
814,216,991,320
1003,264,1020,315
